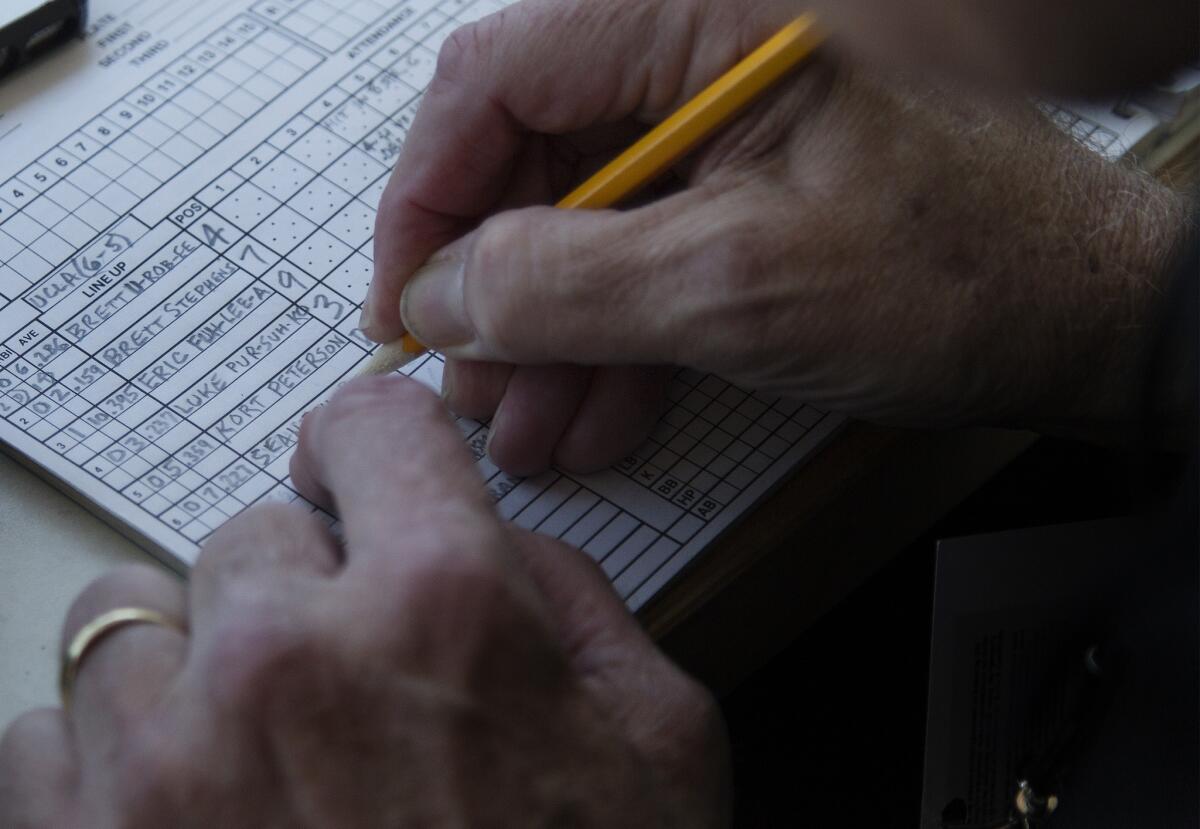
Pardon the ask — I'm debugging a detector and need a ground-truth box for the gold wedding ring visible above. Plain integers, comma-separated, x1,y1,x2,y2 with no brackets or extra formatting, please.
59,608,184,711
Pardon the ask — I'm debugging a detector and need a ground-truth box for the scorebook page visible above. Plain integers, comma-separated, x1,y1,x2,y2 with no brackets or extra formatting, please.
0,0,842,611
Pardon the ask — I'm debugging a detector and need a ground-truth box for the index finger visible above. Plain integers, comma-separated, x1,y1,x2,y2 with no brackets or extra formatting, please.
289,375,505,571
366,0,719,341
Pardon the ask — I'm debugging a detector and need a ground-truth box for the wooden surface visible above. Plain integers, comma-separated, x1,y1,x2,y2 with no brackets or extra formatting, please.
641,423,1036,695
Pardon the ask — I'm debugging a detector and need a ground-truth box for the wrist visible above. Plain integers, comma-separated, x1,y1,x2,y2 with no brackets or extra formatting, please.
999,156,1191,442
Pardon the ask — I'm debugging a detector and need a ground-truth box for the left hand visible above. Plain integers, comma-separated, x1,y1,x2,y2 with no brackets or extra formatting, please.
0,377,729,827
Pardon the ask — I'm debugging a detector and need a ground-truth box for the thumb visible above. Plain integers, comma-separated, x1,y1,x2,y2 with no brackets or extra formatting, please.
399,194,711,366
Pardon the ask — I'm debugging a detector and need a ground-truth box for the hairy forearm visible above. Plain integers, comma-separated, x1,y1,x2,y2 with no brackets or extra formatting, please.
992,131,1192,444
818,79,1193,443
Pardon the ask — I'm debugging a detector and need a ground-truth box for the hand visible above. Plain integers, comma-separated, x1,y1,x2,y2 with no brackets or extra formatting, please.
365,0,804,476
368,0,1187,465
0,377,729,827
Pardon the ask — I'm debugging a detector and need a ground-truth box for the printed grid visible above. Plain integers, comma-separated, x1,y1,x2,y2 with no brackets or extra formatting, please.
0,219,371,543
252,0,395,52
0,0,498,545
0,16,324,300
1038,102,1123,155
0,0,838,603
618,372,824,528
454,368,832,600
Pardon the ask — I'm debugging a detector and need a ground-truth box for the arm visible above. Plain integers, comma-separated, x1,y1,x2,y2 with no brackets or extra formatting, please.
365,0,1193,461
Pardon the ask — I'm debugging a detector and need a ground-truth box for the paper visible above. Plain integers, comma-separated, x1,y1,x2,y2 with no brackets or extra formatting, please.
1038,99,1161,159
921,519,1197,828
1041,62,1200,161
9,1,49,19
0,0,841,611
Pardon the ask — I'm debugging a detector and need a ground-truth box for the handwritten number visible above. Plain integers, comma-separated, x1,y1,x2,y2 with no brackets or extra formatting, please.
240,244,266,264
312,293,344,319
202,223,228,247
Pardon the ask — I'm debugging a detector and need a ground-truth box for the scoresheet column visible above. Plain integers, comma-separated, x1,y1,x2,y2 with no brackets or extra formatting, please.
151,187,356,540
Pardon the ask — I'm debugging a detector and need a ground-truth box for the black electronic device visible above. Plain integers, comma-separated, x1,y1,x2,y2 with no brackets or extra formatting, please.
0,1,87,81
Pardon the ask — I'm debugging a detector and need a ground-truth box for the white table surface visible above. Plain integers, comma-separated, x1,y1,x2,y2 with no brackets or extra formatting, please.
0,452,151,730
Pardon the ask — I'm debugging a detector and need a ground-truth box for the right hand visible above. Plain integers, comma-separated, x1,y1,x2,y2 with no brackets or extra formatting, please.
368,0,1185,472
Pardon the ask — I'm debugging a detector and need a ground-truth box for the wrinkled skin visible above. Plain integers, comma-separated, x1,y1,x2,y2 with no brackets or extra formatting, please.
2,0,1193,824
0,378,729,828
365,0,1187,477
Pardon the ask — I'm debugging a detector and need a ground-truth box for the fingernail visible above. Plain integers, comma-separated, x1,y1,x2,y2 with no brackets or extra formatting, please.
484,423,496,458
357,294,374,336
400,258,473,348
439,362,454,403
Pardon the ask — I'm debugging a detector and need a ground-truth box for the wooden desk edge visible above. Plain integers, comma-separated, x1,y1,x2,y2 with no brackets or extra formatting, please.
640,423,1036,692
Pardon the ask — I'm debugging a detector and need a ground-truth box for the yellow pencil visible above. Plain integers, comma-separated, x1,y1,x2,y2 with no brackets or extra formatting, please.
361,13,826,376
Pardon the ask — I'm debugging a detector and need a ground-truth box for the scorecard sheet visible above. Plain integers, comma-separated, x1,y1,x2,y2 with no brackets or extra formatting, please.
0,0,841,611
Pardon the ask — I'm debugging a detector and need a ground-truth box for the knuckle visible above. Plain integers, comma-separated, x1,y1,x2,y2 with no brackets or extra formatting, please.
235,500,313,535
63,565,180,647
196,502,314,572
434,17,497,86
323,375,443,436
380,544,524,646
325,374,404,417
680,218,778,362
293,404,323,472
0,709,56,764
212,500,313,543
203,599,318,714
305,376,449,463
626,665,729,795
0,709,74,823
374,167,405,214
469,213,538,356
404,548,503,602
706,220,768,294
667,672,727,756
112,727,193,818
677,675,722,734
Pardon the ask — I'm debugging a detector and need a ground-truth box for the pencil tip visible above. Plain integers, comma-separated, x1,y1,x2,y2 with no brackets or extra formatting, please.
358,341,424,377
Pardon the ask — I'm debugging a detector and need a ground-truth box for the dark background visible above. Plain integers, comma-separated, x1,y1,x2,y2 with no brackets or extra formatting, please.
720,435,1189,827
